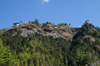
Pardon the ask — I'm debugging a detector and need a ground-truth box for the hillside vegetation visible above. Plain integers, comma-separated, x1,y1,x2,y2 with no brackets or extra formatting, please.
0,20,100,66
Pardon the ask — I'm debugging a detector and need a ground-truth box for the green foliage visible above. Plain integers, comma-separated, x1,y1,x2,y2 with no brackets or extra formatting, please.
0,38,16,66
1,30,71,66
29,19,39,26
58,23,69,26
0,28,8,34
1,22,100,66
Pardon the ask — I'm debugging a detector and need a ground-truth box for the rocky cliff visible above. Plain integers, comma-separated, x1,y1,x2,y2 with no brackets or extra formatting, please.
3,21,99,42
9,22,76,41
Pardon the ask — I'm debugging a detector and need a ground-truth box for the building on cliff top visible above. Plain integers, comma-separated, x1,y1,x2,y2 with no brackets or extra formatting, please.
85,20,89,24
13,22,20,26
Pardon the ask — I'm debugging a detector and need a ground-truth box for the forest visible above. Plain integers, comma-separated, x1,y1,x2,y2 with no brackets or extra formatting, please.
0,20,100,66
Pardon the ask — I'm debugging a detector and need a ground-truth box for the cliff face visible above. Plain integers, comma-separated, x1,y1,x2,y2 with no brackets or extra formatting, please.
9,22,76,41
2,22,99,41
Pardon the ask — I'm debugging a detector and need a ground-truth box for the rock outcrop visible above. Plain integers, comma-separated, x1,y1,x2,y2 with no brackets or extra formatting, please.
14,22,76,41
3,21,98,41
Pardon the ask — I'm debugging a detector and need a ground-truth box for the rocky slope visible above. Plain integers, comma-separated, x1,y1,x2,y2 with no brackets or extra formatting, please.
2,21,99,41
9,22,76,41
1,21,100,66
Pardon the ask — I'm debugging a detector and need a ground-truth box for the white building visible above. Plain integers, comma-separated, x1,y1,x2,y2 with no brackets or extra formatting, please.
85,20,89,24
54,25,58,28
13,22,20,26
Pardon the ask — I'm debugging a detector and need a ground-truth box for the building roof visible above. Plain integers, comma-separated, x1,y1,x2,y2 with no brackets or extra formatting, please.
13,22,20,25
85,20,89,23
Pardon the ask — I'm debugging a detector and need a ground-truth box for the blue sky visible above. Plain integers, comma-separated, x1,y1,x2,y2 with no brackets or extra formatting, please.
0,0,100,29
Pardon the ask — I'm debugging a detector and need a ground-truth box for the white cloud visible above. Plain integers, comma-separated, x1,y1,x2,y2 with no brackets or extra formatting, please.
42,0,50,3
41,0,50,4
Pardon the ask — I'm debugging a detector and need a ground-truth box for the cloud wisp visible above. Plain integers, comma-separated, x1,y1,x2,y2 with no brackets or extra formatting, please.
41,0,50,4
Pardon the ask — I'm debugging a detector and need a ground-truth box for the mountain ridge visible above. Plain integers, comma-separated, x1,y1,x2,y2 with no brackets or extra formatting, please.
0,20,100,66
1,20,99,41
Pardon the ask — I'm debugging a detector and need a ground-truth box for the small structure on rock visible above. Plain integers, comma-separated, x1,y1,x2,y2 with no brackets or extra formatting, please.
13,22,20,26
85,20,89,24
54,25,58,28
